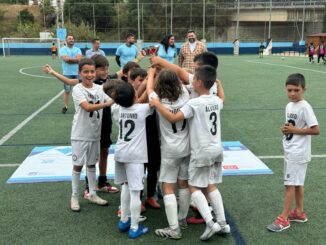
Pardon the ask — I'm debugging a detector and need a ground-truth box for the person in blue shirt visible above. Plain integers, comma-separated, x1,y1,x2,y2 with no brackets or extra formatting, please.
60,35,82,114
116,33,139,69
86,38,106,58
157,34,176,63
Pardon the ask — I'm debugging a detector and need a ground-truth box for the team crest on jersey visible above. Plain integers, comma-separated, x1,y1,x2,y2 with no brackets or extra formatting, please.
286,174,290,178
72,154,78,161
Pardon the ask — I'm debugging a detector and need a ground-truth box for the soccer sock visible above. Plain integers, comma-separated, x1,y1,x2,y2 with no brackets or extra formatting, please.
71,170,80,197
130,190,141,231
191,190,214,228
98,175,107,187
86,167,97,196
164,194,179,229
208,189,226,225
178,188,190,220
120,184,131,223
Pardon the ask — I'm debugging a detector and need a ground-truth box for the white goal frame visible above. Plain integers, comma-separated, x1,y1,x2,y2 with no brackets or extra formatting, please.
2,37,61,57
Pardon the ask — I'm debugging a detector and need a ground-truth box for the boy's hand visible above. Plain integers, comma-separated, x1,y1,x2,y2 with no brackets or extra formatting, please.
148,67,156,76
43,64,53,74
281,122,296,134
149,97,159,107
149,56,163,67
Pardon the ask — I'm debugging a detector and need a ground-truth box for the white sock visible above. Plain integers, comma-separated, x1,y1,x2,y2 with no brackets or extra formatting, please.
86,167,97,196
164,194,179,229
191,190,214,227
130,190,141,231
178,188,190,220
208,189,226,224
71,170,80,197
120,184,131,222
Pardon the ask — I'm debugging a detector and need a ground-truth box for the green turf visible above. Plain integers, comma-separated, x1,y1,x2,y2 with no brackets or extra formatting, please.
0,55,325,244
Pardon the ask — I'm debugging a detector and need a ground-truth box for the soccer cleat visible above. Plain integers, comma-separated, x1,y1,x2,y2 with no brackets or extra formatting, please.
70,196,80,212
118,218,131,232
88,194,108,206
128,225,149,239
267,215,290,232
97,183,119,193
217,222,231,234
145,197,161,209
187,211,205,224
289,208,308,223
179,219,188,230
155,227,182,240
62,106,68,114
83,189,90,200
139,215,147,222
200,223,221,241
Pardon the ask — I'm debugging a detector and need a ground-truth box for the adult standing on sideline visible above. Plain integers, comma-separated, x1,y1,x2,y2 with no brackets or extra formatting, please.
86,38,106,58
157,34,176,64
178,30,207,74
60,35,82,114
116,33,138,69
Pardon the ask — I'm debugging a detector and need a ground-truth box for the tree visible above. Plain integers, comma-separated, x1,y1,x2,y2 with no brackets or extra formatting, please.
17,8,34,24
65,21,94,41
40,0,56,28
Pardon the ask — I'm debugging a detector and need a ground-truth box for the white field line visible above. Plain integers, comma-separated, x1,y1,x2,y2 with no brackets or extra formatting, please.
244,60,326,74
19,66,56,79
0,164,20,167
258,155,326,159
0,90,64,145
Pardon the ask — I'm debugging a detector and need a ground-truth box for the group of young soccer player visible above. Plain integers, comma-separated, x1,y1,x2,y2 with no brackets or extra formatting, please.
44,44,320,240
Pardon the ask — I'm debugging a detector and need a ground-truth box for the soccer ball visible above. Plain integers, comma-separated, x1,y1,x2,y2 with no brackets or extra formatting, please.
281,57,285,61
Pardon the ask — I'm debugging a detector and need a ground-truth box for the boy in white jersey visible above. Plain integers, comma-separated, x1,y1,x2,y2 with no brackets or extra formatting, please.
147,68,191,239
150,65,225,241
109,82,152,239
70,58,114,212
267,73,320,232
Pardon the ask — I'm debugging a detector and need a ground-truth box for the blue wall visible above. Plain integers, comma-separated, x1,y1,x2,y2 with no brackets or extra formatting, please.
0,42,306,56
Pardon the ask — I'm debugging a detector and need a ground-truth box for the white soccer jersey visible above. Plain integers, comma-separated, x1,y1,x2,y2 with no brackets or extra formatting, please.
283,100,318,164
180,94,223,167
149,86,190,158
114,104,153,164
186,74,218,99
71,83,110,141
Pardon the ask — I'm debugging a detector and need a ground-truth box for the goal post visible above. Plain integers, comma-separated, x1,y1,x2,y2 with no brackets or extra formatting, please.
2,37,61,57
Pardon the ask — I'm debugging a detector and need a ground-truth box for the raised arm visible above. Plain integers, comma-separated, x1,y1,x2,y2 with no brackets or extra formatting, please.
149,97,184,123
80,99,114,112
43,64,79,86
150,56,189,83
146,67,156,96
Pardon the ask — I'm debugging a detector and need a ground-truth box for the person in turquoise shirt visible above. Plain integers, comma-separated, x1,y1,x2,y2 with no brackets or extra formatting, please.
115,33,138,68
157,34,176,64
59,35,82,114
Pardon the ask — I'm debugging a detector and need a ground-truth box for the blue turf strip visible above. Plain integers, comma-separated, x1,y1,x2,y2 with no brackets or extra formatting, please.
225,208,247,245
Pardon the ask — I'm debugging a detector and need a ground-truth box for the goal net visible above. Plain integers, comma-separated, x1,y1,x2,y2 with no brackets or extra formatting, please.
2,38,61,57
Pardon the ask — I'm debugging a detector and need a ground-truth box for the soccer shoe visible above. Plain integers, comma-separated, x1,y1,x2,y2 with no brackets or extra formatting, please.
289,208,308,223
88,194,108,206
70,196,80,212
217,222,231,234
118,218,131,232
62,106,68,114
97,183,119,193
83,189,90,200
179,219,188,230
139,215,147,222
128,225,149,239
155,227,182,240
267,215,290,232
200,223,221,241
145,197,161,209
187,211,205,224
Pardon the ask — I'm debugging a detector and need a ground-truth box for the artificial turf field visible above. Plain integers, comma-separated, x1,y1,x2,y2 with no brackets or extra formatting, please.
0,55,325,245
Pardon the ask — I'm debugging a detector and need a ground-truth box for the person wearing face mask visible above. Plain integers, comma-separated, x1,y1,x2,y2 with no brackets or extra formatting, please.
116,33,139,69
178,30,207,74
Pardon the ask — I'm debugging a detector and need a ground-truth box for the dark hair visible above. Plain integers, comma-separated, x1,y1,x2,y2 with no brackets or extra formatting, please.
114,82,135,108
160,34,175,53
78,58,95,72
103,79,125,100
122,61,140,75
92,38,100,43
285,73,305,89
91,54,109,69
130,68,147,81
194,52,218,69
126,33,135,39
155,69,182,102
187,30,195,35
195,65,216,90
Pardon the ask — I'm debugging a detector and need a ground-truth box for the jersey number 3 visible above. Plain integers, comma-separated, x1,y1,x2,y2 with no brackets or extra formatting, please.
210,112,217,136
119,119,135,142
